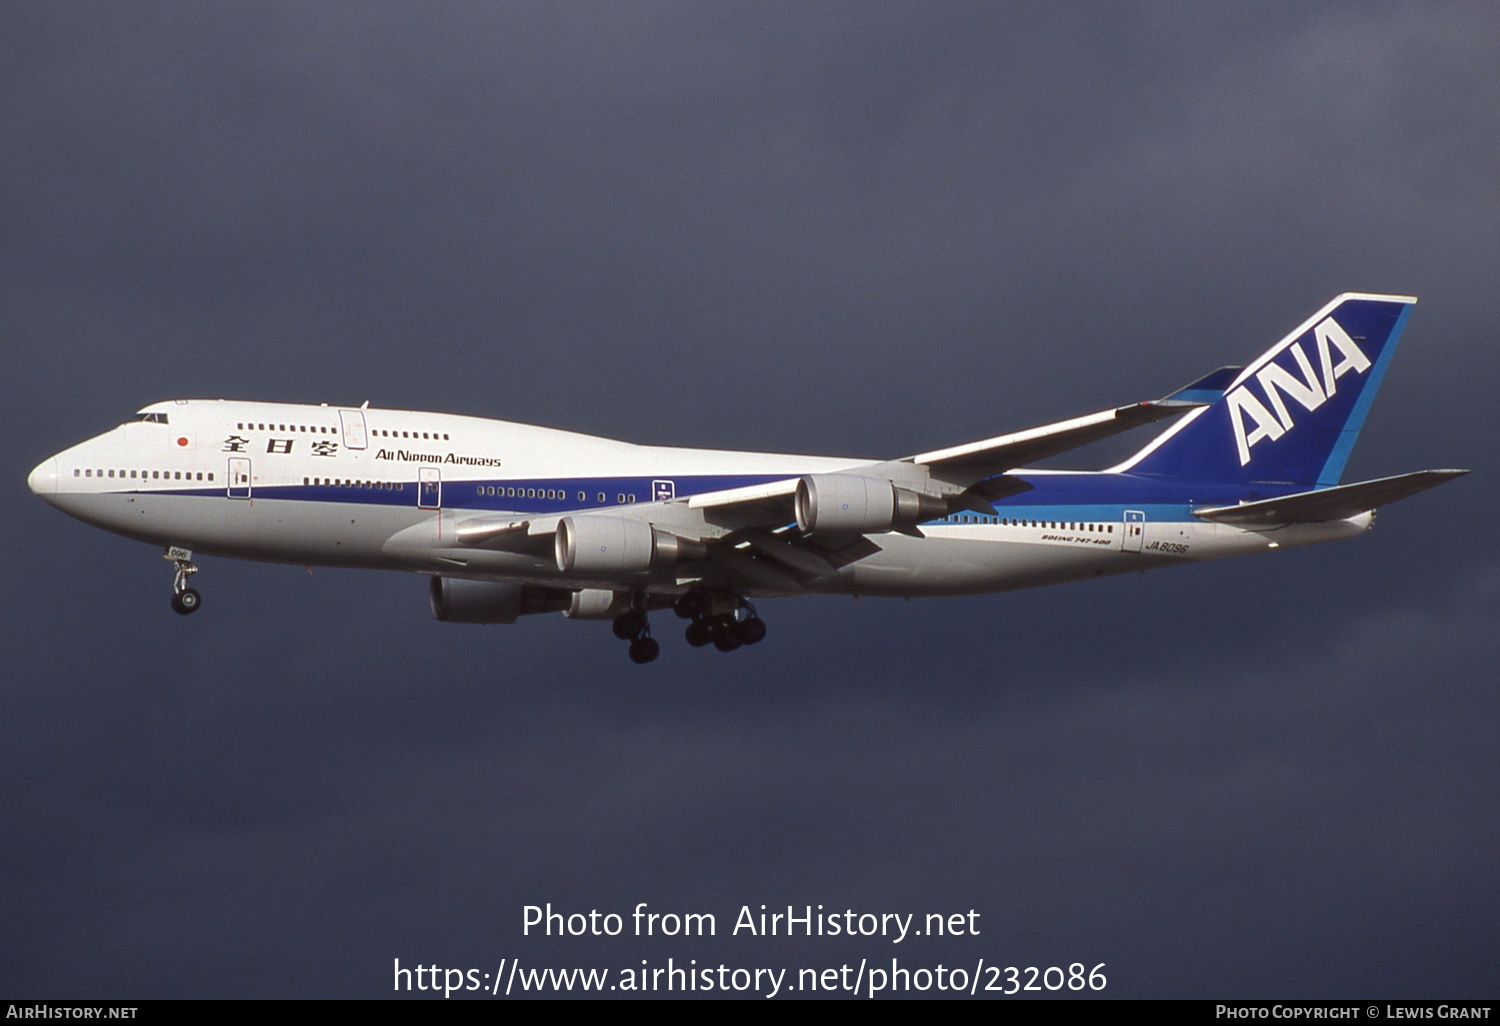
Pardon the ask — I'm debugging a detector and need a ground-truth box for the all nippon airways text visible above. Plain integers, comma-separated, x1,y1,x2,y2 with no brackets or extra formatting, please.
522,902,980,942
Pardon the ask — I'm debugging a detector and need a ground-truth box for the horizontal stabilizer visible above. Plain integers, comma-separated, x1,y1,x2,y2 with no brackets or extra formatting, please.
1193,469,1468,525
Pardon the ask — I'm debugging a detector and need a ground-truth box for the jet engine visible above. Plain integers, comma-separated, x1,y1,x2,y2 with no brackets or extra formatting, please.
554,516,705,574
794,474,945,535
428,577,569,623
565,589,630,620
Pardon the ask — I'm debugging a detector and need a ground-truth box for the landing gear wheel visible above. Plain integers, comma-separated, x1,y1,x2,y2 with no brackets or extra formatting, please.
166,550,202,616
612,611,646,640
673,591,706,621
684,621,712,647
711,617,742,652
738,616,766,645
628,636,661,664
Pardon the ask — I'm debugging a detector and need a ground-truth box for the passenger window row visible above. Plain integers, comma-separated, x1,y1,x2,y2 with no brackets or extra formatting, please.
374,429,450,441
75,468,211,482
237,422,335,433
1002,519,1113,532
471,487,637,503
477,486,567,499
304,478,404,489
945,513,1115,533
231,423,452,441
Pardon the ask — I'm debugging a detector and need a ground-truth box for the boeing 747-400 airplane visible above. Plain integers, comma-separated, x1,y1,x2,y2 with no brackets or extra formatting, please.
28,294,1465,662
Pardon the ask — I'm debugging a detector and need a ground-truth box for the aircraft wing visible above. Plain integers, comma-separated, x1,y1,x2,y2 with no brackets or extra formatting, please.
686,476,801,527
1193,469,1469,525
444,397,1201,590
907,401,1196,486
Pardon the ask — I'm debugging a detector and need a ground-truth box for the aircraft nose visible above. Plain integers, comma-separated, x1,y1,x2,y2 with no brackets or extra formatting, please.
28,456,58,499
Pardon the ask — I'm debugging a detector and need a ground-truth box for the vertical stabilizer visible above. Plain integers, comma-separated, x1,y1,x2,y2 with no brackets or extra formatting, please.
1120,294,1416,486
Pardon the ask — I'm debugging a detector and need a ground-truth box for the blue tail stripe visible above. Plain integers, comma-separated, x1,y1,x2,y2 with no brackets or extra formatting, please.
1316,301,1411,486
1123,295,1415,487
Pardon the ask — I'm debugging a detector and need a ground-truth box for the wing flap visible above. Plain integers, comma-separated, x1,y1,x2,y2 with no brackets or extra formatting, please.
706,547,806,592
739,529,841,577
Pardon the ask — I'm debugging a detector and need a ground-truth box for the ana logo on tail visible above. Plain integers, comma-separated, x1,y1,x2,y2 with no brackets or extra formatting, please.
1226,317,1372,466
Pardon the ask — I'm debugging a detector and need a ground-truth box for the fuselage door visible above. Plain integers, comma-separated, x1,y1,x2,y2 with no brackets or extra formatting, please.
339,409,368,451
418,466,441,510
228,457,252,499
1123,509,1145,552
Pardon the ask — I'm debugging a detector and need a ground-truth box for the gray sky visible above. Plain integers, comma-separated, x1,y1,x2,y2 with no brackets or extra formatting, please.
3,1,1497,998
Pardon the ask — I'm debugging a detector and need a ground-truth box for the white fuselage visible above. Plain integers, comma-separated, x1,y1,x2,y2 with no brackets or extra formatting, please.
28,399,1367,600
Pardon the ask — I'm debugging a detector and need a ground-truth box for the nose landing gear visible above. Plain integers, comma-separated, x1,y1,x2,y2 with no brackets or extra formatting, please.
165,546,202,615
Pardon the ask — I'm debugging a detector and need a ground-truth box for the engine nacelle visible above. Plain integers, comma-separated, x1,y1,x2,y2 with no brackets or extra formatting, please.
565,589,630,620
555,516,705,574
429,577,569,623
794,475,945,535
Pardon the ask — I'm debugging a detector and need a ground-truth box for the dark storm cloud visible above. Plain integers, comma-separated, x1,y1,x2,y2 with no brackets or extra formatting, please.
2,1,1497,998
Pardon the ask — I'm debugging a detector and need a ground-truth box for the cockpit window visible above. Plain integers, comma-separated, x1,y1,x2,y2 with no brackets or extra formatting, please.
132,413,169,424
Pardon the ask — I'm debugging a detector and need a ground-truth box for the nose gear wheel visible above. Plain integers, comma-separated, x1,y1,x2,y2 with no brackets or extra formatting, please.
165,548,202,616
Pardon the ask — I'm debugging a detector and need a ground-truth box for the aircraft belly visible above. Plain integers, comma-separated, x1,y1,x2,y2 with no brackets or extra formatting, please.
838,532,1143,597
53,493,429,568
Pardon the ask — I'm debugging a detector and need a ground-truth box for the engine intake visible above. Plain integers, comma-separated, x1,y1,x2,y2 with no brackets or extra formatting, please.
794,475,945,535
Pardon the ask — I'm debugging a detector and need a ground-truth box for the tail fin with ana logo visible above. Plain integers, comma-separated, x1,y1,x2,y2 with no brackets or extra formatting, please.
1121,293,1417,487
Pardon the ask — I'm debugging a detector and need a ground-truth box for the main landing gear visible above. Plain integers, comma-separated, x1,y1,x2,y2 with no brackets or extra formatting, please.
674,590,766,653
608,590,767,663
611,605,661,665
165,546,201,615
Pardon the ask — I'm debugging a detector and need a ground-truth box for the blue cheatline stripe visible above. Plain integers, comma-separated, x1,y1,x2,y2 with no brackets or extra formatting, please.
930,503,1195,525
1316,302,1412,487
122,468,1314,519
134,473,793,513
